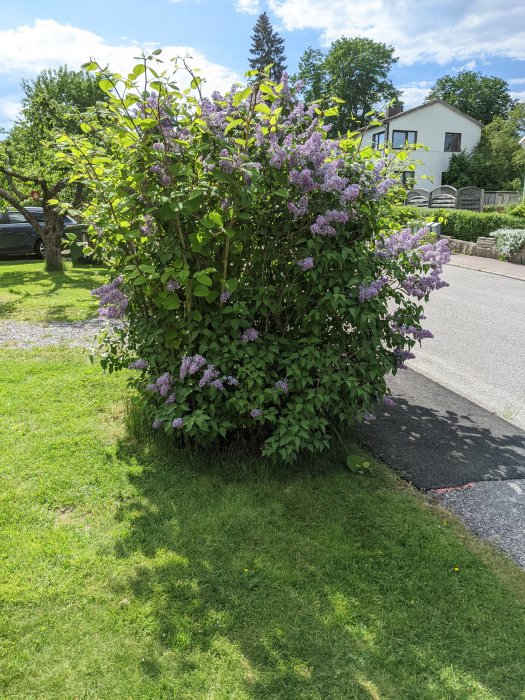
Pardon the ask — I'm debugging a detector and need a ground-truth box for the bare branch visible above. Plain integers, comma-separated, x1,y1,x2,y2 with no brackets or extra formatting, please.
0,187,45,236
0,164,45,187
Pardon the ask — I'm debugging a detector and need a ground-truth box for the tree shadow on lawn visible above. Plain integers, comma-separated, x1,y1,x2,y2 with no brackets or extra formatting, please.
112,436,525,699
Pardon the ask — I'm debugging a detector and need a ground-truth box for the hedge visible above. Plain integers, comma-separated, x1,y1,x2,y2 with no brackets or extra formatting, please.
393,206,525,242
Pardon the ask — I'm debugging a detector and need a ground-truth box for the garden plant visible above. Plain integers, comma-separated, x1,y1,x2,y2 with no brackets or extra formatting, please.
62,55,450,463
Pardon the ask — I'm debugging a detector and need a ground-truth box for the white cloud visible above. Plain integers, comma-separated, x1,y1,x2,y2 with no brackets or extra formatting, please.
509,78,525,86
398,82,432,109
0,19,239,94
267,0,525,66
235,0,261,13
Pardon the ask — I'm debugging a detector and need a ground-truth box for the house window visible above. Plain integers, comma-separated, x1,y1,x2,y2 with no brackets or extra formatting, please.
401,171,415,187
372,131,385,148
392,130,417,149
444,132,461,152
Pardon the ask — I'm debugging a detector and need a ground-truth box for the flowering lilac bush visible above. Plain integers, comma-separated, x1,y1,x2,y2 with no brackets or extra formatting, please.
63,56,449,462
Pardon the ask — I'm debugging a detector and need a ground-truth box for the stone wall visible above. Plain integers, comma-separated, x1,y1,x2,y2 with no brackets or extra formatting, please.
443,236,525,264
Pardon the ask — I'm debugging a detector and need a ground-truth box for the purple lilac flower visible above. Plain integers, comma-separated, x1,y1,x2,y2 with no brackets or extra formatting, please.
146,383,158,392
211,379,225,391
383,397,396,407
376,227,429,259
394,348,416,369
275,379,288,393
152,419,163,430
91,278,128,319
340,184,360,203
310,215,336,236
363,414,376,424
289,168,316,193
166,279,180,292
140,215,154,236
160,173,171,187
172,417,184,429
269,144,287,168
199,365,220,388
358,276,388,302
325,209,349,223
224,375,239,386
250,408,262,418
128,359,148,370
152,142,164,151
220,289,231,303
155,372,171,397
179,356,192,380
165,393,176,405
287,195,309,218
241,327,259,342
297,257,314,271
189,354,207,375
376,178,397,196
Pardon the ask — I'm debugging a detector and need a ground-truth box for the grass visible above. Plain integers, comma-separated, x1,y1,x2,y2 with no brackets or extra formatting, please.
0,259,107,322
1,348,525,699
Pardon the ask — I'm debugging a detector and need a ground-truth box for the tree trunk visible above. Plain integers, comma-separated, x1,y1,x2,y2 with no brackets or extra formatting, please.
44,208,65,272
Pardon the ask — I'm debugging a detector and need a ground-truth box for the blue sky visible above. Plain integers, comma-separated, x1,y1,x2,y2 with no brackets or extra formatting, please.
1,0,524,131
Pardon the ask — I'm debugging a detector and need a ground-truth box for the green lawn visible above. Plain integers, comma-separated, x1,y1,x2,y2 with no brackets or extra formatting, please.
1,348,524,699
0,260,107,322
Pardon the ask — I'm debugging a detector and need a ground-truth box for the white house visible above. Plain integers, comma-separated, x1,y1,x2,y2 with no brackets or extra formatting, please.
360,99,482,188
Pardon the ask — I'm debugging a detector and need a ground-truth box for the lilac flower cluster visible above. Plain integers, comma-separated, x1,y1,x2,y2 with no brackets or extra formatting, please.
180,354,207,379
383,397,396,407
310,209,348,236
376,227,429,258
147,372,172,396
287,195,309,218
150,163,171,187
152,419,163,430
241,327,259,342
394,348,416,369
128,358,148,370
140,215,154,236
220,289,231,303
393,324,434,341
297,257,314,271
358,276,388,302
166,279,181,292
165,393,176,405
250,408,262,418
224,376,239,386
275,379,288,393
199,365,220,388
91,277,128,319
172,417,184,429
363,414,376,424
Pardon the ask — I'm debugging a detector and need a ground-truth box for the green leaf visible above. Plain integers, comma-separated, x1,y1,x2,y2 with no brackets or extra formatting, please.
224,119,243,134
254,103,271,114
232,86,252,106
98,79,113,93
163,296,180,310
193,285,209,297
194,273,212,287
275,188,289,197
346,455,371,473
226,278,238,292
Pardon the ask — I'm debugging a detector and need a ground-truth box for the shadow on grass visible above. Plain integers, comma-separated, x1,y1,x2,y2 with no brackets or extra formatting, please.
112,424,525,698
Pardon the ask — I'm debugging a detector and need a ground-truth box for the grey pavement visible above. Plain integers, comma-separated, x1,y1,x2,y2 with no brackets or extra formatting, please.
410,264,525,430
357,369,525,490
449,253,525,281
357,261,525,567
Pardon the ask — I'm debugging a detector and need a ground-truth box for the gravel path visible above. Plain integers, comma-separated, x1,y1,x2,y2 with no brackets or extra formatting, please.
0,319,121,348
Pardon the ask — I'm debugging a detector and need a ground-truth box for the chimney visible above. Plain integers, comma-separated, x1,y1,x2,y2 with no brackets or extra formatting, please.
387,101,404,118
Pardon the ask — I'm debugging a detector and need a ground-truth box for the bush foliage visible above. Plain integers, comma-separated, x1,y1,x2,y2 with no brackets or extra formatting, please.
396,206,525,242
489,228,525,259
62,56,450,463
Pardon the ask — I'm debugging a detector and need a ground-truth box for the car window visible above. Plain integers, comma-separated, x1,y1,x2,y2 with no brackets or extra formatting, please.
8,212,28,224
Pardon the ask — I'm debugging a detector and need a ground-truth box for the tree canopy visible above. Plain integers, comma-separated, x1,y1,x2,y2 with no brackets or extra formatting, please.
0,66,107,270
295,37,401,132
426,70,515,125
248,12,287,81
444,103,525,191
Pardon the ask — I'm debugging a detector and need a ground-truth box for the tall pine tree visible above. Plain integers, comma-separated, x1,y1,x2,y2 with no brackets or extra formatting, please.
248,12,287,81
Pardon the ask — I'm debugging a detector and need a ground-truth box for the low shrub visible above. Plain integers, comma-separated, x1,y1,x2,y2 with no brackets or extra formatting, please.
489,228,525,259
395,206,525,242
507,200,525,218
63,57,450,463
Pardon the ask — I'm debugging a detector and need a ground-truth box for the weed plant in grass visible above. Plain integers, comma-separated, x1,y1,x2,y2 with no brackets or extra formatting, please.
0,260,107,322
1,349,524,699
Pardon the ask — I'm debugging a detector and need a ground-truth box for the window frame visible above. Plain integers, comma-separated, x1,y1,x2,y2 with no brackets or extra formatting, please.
372,131,386,149
444,132,462,152
392,129,417,149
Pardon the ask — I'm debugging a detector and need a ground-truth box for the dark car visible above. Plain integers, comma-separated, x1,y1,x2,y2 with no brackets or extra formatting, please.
0,207,78,258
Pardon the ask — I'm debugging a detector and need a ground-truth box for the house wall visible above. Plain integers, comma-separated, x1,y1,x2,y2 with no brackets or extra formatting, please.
360,102,482,188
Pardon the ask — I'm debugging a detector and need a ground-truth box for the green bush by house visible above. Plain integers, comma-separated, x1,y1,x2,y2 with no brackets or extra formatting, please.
394,206,525,242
